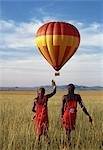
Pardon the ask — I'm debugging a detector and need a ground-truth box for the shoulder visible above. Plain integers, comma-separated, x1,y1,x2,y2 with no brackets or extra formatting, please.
75,94,80,97
43,95,48,102
63,94,68,98
62,95,68,101
34,97,38,103
44,95,47,99
74,94,82,101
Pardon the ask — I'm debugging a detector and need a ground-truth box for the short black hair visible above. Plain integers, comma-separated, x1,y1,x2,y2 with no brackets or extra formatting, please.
39,87,45,94
67,84,75,90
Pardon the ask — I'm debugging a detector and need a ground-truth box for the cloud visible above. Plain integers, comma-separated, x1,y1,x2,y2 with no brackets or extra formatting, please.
0,19,103,49
79,22,103,48
0,20,36,49
0,19,103,86
0,56,53,87
0,54,102,87
66,20,103,48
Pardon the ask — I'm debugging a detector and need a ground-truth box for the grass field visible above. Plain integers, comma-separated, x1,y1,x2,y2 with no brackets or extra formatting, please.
0,90,103,150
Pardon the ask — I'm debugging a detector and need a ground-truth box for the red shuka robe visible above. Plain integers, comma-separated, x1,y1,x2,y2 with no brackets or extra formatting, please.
34,96,48,136
62,96,77,130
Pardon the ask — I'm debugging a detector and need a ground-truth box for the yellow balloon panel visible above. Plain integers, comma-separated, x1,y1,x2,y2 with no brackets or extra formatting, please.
36,35,79,70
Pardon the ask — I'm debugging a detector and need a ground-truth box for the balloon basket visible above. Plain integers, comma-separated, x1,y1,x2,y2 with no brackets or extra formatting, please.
55,72,60,76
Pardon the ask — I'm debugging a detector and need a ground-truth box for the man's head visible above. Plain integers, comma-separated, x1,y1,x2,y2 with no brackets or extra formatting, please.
67,84,75,94
37,87,45,98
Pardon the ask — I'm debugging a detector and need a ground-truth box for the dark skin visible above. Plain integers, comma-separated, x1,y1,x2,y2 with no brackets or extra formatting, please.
32,80,56,114
61,84,92,141
32,80,56,141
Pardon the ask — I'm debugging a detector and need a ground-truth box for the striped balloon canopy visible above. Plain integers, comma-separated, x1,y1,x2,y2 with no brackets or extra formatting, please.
36,22,80,71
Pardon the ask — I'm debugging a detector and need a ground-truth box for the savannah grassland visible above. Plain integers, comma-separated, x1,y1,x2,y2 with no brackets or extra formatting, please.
0,90,103,150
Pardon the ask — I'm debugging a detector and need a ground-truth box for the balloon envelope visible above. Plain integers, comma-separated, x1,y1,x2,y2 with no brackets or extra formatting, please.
36,22,80,71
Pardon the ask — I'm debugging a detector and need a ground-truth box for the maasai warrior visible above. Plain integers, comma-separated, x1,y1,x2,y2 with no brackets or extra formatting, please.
32,80,56,140
61,84,92,141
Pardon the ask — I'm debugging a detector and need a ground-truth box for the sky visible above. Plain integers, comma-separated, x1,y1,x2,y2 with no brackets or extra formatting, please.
0,0,103,87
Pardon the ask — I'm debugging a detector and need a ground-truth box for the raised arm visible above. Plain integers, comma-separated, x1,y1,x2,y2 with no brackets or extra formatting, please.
78,95,92,123
46,80,56,99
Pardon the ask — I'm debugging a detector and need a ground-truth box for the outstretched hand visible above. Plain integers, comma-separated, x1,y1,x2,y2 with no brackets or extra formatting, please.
31,113,36,121
89,116,93,124
52,80,56,86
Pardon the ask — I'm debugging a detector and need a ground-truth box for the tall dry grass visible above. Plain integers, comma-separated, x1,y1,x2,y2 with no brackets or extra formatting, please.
0,90,103,150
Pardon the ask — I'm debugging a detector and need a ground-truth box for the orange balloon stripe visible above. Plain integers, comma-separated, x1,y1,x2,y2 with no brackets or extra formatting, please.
52,46,60,67
37,23,49,36
43,46,60,71
37,47,53,67
43,46,54,66
36,22,80,37
45,35,57,66
60,46,72,65
61,43,79,67
38,46,60,71
61,46,76,67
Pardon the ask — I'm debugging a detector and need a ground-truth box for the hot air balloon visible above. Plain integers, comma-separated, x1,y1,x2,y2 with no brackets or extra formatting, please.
35,22,80,75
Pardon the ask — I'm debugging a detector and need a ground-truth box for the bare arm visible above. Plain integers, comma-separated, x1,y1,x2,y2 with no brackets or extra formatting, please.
46,80,56,99
78,95,92,123
46,85,56,99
